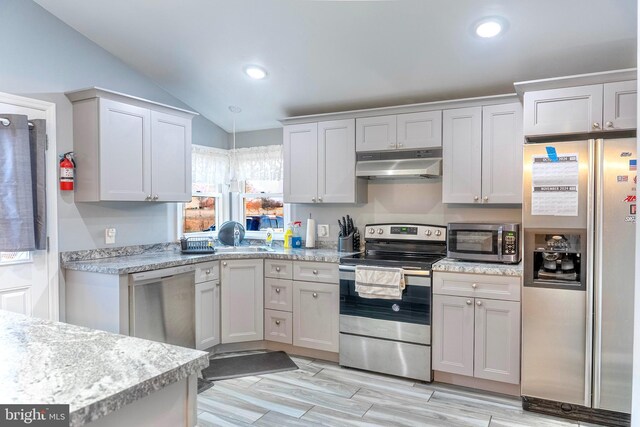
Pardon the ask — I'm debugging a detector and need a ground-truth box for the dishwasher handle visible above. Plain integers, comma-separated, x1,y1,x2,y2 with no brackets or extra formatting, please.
130,264,197,283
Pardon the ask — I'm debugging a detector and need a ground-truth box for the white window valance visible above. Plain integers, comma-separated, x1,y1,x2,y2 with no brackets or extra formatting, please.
234,145,283,182
192,145,229,194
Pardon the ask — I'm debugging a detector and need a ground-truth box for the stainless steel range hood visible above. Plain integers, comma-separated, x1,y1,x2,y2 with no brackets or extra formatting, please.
355,149,442,179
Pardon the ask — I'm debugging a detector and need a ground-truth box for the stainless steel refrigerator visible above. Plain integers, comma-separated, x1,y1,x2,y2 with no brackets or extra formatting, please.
521,138,635,416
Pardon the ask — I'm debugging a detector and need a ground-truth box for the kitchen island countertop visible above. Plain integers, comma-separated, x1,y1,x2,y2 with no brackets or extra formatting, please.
433,258,523,277
0,310,209,426
62,246,359,275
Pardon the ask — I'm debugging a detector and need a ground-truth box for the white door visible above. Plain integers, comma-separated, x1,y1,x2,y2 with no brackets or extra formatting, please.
99,98,151,201
220,259,264,343
355,115,397,152
0,93,58,320
150,111,192,202
473,299,520,384
481,103,523,204
292,281,339,352
432,294,475,376
397,111,442,149
442,107,482,204
283,123,318,203
603,80,637,131
195,280,220,350
317,119,356,203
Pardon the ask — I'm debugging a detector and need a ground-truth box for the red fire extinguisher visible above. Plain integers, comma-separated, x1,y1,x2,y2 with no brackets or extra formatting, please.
60,152,75,191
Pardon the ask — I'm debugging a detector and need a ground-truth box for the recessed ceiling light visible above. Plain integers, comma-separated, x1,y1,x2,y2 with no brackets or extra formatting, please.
244,65,267,80
475,18,504,38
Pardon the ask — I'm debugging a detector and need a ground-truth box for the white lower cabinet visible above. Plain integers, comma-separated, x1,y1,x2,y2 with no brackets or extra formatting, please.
195,280,220,350
221,259,264,343
433,272,521,385
292,281,339,352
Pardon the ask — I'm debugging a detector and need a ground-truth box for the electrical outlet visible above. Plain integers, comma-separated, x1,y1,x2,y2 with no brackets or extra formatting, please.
317,224,329,238
105,228,116,245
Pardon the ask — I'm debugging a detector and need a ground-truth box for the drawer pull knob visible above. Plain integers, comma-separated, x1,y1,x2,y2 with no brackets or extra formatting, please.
275,288,281,293
606,121,614,128
312,270,318,275
471,283,477,289
223,262,227,267
476,300,482,306
276,267,281,272
313,292,318,298
275,320,281,325
205,269,211,274
466,299,472,305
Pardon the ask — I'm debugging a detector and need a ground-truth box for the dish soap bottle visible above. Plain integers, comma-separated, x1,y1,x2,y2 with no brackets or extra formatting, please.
291,221,303,248
283,223,293,249
265,227,274,247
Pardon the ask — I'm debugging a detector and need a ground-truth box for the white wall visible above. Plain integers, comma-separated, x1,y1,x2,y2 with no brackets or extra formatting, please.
632,3,640,424
229,127,283,149
0,0,228,251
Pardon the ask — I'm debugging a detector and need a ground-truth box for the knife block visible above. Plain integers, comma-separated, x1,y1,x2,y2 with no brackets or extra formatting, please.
338,233,354,252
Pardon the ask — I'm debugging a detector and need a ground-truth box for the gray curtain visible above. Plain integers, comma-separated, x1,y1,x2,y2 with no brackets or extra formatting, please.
0,114,47,251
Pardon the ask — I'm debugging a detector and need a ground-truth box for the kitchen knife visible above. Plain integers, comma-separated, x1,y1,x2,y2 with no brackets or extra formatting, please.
342,216,347,235
346,215,352,234
338,219,344,237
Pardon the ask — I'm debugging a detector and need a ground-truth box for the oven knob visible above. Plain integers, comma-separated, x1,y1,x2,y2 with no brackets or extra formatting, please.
392,304,400,312
435,230,442,237
368,228,375,234
425,230,432,236
377,228,384,235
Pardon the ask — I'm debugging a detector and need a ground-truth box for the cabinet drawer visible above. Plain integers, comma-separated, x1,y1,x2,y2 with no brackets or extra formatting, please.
264,309,293,344
293,261,339,284
195,261,219,283
265,260,293,280
265,278,292,312
433,272,521,302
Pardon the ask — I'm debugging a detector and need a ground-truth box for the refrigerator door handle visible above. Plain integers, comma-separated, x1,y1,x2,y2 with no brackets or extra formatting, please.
591,139,605,408
583,139,597,408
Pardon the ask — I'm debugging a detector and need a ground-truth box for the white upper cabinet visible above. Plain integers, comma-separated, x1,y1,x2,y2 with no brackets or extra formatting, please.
603,80,637,130
481,103,523,204
523,80,636,136
67,88,195,202
284,123,318,203
397,111,442,149
443,103,523,204
442,107,483,204
356,115,397,151
356,111,442,152
284,119,365,204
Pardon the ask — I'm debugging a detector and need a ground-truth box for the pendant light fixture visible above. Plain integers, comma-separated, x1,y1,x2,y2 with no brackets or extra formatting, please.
228,105,242,193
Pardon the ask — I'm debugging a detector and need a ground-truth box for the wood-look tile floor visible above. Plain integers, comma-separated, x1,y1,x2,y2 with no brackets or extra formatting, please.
197,352,599,427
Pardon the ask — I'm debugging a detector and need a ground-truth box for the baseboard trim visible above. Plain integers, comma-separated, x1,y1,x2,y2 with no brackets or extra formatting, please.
433,371,520,396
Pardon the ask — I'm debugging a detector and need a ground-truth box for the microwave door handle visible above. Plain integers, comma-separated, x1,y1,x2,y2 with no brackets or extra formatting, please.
497,226,503,259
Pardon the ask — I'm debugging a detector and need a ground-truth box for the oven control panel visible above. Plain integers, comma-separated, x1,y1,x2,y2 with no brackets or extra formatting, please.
365,224,446,242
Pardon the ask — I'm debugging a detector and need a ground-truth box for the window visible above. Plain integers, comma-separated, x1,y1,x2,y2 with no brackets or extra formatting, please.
0,252,31,265
180,145,229,236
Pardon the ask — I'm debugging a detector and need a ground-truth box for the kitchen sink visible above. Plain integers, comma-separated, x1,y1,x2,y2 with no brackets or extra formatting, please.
215,246,275,253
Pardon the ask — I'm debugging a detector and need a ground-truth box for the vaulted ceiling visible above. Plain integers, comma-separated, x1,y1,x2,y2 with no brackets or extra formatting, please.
35,0,637,132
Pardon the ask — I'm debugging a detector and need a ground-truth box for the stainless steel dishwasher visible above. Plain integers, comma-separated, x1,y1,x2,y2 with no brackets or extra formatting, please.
129,264,196,348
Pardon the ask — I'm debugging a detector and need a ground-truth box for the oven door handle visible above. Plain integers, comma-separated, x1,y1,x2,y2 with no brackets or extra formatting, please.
497,226,503,260
338,265,431,277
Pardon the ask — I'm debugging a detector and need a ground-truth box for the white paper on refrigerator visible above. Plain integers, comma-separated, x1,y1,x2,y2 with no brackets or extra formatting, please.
531,153,579,216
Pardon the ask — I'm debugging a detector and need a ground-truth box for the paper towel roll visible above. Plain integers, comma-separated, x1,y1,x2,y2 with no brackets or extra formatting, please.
305,218,316,248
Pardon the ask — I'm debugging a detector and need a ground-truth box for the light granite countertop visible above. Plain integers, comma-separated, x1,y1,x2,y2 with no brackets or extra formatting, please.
0,310,209,427
433,258,523,277
62,247,360,275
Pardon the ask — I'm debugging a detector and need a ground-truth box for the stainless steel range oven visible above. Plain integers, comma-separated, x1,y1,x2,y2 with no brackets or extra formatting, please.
339,223,447,382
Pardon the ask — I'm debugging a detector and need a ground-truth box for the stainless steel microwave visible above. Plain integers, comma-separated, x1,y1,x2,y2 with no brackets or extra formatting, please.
447,223,521,264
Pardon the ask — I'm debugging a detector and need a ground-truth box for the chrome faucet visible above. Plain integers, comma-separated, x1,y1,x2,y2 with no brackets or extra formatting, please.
233,223,240,247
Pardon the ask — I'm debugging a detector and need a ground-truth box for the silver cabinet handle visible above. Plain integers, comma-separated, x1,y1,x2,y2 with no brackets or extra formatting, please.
483,196,488,202
312,197,316,202
312,292,318,298
389,142,395,147
275,267,281,272
146,194,152,201
474,196,479,201
318,197,323,202
205,269,211,275
466,299,472,305
476,300,482,306
275,320,281,325
606,121,614,128
397,143,403,148
275,288,281,293
312,270,318,275
215,282,220,287
153,195,159,201
593,122,601,130
222,262,227,267
471,283,477,288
